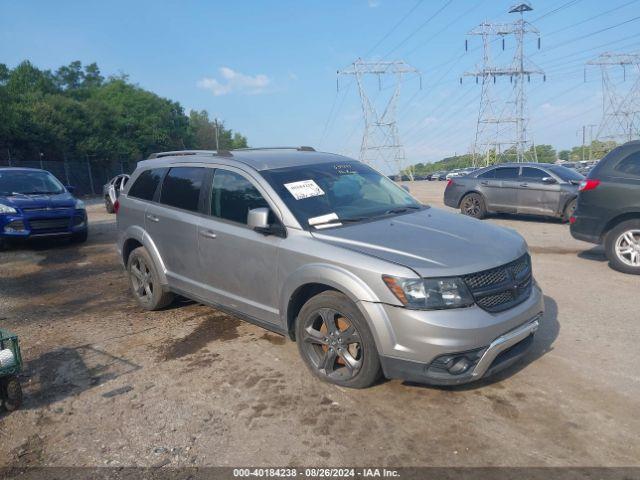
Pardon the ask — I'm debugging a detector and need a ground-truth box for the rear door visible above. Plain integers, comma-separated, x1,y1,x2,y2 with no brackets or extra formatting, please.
197,167,283,325
517,166,562,216
479,166,520,212
144,166,207,293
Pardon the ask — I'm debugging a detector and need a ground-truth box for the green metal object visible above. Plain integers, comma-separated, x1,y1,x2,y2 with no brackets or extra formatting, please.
0,328,22,377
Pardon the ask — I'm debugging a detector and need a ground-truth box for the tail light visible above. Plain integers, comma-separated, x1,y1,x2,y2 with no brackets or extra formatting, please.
446,179,454,187
578,179,600,191
569,216,576,224
113,199,120,214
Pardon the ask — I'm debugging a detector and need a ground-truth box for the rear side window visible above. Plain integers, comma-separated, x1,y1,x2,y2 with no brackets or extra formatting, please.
160,167,206,212
128,169,165,201
211,169,269,224
478,169,495,179
521,167,548,180
615,152,640,177
493,167,519,180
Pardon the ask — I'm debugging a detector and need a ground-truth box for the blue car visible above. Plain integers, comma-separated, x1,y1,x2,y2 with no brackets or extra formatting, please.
0,167,88,250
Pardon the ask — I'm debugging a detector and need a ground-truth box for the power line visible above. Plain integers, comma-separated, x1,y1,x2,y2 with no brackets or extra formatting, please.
362,0,425,58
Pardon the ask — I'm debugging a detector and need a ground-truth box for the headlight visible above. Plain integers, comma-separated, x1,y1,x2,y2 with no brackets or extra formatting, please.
74,199,85,209
382,275,474,310
0,203,17,214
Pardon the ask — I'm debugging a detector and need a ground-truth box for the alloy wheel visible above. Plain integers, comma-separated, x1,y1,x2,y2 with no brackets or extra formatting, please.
614,229,640,267
462,196,481,217
300,308,363,381
130,256,154,302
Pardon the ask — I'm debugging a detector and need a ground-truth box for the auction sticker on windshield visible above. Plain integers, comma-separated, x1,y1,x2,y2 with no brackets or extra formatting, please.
284,180,325,200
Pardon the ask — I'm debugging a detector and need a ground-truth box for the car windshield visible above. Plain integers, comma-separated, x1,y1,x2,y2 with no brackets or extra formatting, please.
260,161,423,229
548,165,584,182
0,170,66,195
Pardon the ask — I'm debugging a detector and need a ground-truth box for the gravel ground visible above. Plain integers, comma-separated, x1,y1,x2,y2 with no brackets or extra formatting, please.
0,182,638,468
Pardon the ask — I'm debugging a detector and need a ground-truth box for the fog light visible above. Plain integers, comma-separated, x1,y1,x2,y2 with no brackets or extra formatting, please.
4,220,26,233
0,348,16,368
447,357,472,375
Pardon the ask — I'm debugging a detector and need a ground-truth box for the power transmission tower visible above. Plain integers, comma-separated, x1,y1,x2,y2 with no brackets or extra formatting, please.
338,59,421,177
587,52,640,144
463,2,544,166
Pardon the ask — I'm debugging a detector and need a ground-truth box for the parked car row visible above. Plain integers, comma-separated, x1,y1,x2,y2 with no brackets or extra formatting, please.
443,142,640,275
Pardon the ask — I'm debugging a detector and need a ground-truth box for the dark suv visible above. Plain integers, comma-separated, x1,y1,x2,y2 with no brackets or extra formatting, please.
570,140,640,275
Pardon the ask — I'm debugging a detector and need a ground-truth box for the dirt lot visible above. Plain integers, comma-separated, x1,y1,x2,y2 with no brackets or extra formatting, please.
0,182,638,468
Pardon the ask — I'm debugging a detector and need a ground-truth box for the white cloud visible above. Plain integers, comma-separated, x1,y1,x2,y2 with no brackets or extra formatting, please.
197,67,271,96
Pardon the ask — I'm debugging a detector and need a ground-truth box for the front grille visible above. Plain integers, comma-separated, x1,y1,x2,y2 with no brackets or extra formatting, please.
28,217,71,232
22,207,71,213
463,254,533,313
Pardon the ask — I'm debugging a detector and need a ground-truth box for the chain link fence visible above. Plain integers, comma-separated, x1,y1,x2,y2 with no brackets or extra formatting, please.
0,158,139,196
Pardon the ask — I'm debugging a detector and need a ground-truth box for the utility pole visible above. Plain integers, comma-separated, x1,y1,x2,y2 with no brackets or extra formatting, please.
338,58,421,177
587,52,640,143
214,118,220,151
463,2,544,166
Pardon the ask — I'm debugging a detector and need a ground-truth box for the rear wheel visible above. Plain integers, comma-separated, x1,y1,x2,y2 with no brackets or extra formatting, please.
605,220,640,275
1,375,22,411
562,198,577,223
127,247,174,310
105,197,115,213
460,193,486,219
296,291,382,388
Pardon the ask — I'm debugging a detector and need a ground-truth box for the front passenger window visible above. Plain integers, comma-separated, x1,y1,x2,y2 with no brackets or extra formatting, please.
211,170,269,224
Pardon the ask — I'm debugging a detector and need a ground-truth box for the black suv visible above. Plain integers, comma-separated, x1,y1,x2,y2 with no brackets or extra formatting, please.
570,140,640,275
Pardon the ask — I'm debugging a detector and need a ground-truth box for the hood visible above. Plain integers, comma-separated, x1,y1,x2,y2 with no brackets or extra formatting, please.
312,207,527,277
0,192,75,210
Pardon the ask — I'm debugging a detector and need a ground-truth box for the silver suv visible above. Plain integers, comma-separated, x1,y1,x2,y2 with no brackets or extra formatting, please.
116,148,544,388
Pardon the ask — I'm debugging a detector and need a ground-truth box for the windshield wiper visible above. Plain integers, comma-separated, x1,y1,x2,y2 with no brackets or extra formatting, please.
311,216,369,228
384,205,421,215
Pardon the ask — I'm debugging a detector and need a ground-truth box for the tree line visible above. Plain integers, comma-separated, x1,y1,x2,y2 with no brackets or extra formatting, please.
0,61,248,163
407,141,618,175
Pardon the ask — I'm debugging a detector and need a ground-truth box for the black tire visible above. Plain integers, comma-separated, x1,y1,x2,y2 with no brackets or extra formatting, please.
127,246,175,310
604,219,640,275
561,198,577,223
460,192,487,219
295,291,382,389
71,229,88,244
105,197,115,214
1,375,22,411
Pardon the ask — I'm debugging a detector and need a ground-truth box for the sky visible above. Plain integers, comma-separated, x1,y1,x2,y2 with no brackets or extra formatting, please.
1,0,639,170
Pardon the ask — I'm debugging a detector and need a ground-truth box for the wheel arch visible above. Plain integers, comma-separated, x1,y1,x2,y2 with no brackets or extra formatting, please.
281,264,380,341
120,226,169,285
458,189,486,208
602,212,640,242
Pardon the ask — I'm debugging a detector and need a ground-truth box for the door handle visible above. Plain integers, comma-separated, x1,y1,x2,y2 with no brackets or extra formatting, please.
480,181,489,186
146,214,160,223
200,230,217,239
520,183,529,187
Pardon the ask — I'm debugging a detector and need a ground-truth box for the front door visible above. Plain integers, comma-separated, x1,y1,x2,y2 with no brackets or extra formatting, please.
197,167,282,325
517,167,562,216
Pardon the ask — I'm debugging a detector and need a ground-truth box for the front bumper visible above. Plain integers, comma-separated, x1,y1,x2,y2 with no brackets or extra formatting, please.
358,283,544,385
0,210,87,239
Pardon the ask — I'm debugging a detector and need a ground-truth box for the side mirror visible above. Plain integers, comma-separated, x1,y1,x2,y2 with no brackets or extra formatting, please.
401,185,410,193
541,177,557,184
66,185,76,193
247,207,272,234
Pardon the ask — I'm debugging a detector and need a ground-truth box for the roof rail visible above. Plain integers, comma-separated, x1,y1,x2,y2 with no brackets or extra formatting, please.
233,146,316,152
147,150,233,159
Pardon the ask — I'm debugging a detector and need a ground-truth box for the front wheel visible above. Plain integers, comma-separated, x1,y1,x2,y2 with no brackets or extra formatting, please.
296,291,382,388
1,375,22,411
460,193,486,219
605,220,640,275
